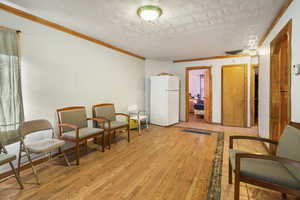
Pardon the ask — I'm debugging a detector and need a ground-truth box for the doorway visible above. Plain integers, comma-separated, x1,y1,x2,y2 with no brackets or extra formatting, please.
222,64,247,127
269,20,291,151
185,66,212,123
251,65,259,126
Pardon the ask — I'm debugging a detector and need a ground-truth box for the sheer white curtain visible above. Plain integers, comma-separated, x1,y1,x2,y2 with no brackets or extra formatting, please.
0,29,24,145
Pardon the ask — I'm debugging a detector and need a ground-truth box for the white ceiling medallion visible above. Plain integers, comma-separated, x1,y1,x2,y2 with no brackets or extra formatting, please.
137,0,163,21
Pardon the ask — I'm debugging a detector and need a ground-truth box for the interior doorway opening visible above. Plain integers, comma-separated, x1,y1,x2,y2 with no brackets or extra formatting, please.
251,65,259,126
185,66,212,123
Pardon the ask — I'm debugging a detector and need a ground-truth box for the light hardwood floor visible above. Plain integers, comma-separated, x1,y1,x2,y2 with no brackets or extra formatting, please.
1,126,218,200
0,123,296,200
177,120,297,200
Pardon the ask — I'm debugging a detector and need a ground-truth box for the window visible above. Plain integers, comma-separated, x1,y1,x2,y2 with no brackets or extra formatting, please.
0,28,24,145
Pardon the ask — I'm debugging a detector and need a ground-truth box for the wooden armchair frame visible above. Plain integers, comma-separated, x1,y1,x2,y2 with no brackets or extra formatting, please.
57,106,106,165
92,104,130,149
229,136,300,200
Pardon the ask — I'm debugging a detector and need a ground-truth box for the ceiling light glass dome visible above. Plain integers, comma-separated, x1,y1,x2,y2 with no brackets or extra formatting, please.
137,5,163,21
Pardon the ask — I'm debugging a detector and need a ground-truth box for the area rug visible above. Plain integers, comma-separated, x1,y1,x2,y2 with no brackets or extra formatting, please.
180,127,224,200
206,130,224,200
181,129,212,135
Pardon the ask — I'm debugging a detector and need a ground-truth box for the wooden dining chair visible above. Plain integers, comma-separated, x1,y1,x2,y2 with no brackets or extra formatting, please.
229,125,300,200
92,104,130,148
57,106,107,165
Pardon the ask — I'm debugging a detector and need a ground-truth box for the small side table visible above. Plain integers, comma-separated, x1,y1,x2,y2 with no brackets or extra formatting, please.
129,111,149,135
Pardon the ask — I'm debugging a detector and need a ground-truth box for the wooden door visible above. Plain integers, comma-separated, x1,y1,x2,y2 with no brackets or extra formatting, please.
204,69,212,122
270,21,291,149
222,65,247,127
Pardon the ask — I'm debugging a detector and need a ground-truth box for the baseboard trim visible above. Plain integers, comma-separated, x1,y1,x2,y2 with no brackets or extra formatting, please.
290,122,300,129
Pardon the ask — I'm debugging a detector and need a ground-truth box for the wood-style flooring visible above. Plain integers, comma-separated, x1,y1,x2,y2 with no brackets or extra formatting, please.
177,119,297,200
0,126,218,200
1,122,296,200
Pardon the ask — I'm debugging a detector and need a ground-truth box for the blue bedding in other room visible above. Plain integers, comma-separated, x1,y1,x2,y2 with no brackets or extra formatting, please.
194,99,204,110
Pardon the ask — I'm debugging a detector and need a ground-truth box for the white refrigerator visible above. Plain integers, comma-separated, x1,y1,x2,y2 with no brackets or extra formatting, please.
150,75,179,126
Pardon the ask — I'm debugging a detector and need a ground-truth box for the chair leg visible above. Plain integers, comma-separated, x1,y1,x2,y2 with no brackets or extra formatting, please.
138,120,141,136
102,134,105,152
229,160,232,184
127,126,130,142
62,152,71,167
23,143,40,184
76,141,80,165
8,161,24,189
234,171,240,200
17,142,22,176
108,132,111,150
84,139,88,153
281,193,287,199
59,147,71,167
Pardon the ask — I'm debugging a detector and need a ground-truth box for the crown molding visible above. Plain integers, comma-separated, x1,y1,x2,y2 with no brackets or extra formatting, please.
173,54,249,63
0,3,145,60
258,0,293,47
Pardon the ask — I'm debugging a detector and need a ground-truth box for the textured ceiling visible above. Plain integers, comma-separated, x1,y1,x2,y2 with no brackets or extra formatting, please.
3,0,285,60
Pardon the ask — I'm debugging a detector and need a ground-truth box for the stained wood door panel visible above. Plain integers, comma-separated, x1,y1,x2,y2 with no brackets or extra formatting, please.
269,20,291,150
222,65,247,127
204,69,212,122
280,37,289,91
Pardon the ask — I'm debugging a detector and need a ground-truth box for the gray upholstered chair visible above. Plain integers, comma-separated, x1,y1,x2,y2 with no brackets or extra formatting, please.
92,104,130,148
0,133,23,189
18,119,70,184
229,125,300,200
57,106,107,165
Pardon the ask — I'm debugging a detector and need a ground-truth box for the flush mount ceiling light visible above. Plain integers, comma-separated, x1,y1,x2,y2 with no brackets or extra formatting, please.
137,5,163,21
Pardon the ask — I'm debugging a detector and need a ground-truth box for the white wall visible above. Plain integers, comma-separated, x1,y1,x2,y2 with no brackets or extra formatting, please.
144,59,172,113
170,56,257,124
0,10,145,171
189,70,206,98
258,0,300,139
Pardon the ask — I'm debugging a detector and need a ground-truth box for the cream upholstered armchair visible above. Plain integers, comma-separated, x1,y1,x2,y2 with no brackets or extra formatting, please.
57,106,107,165
92,104,130,148
229,125,300,200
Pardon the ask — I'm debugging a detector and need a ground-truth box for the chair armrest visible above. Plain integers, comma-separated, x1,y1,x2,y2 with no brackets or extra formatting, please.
115,113,129,122
89,117,110,128
229,136,278,149
58,123,79,138
235,153,300,172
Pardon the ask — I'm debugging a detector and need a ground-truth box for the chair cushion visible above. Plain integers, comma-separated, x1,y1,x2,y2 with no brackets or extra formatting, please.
0,154,16,165
62,127,103,139
229,149,300,190
276,125,300,183
26,138,65,153
94,105,116,121
104,121,128,129
59,108,87,132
